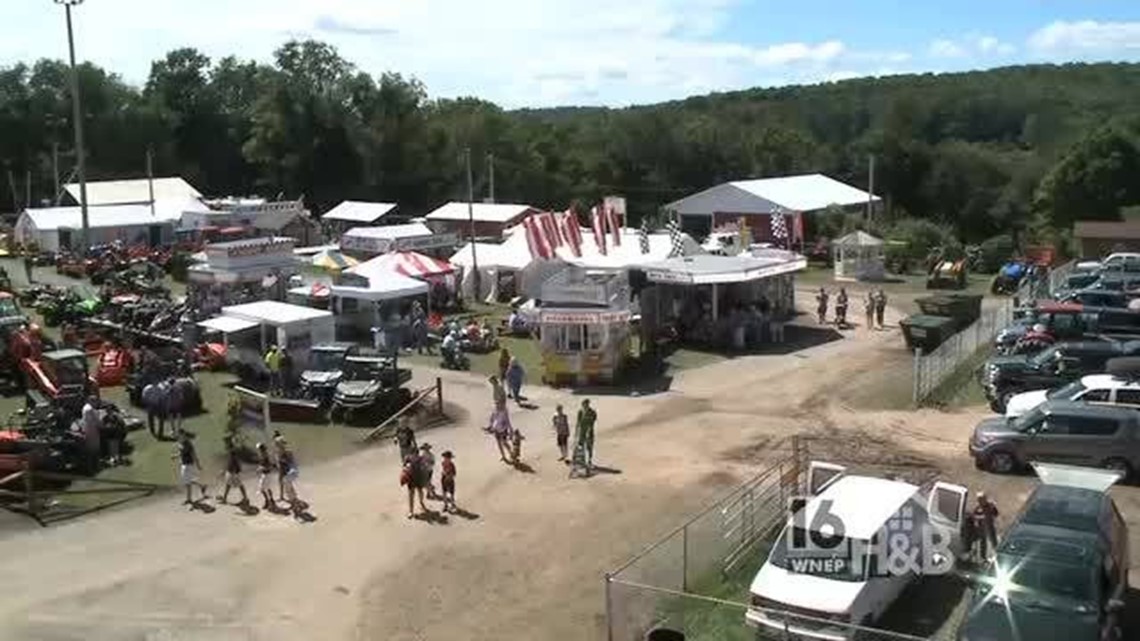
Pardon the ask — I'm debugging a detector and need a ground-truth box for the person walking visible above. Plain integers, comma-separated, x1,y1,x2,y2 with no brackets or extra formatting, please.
864,291,875,330
394,417,418,462
552,404,570,462
575,399,597,472
255,442,276,510
874,288,888,329
505,356,525,403
166,377,185,435
419,443,437,499
815,287,829,324
489,402,513,462
174,430,209,505
440,450,457,514
81,396,102,471
264,345,281,395
835,288,849,327
509,427,525,465
497,347,511,381
400,453,428,519
970,492,1000,563
218,435,249,506
276,438,302,516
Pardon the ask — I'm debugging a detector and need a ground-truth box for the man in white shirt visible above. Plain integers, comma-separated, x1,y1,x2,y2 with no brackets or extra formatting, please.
81,396,102,469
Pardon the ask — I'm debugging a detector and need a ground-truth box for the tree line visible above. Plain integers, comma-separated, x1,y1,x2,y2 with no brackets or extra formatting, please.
2,39,1140,254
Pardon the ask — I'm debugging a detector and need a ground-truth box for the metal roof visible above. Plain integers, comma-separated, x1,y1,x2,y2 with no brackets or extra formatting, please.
642,253,806,285
18,199,207,231
833,230,884,246
322,201,398,223
666,173,879,216
197,316,260,334
342,223,432,240
221,301,333,325
424,202,535,223
65,177,201,205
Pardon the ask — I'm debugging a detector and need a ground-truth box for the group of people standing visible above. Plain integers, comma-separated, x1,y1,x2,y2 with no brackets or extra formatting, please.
395,418,458,518
816,287,888,330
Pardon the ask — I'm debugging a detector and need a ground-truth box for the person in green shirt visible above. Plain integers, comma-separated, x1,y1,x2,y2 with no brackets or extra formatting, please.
575,399,597,471
264,345,281,394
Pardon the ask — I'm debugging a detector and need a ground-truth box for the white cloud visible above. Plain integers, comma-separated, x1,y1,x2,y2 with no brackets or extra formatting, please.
0,0,893,107
929,34,1014,59
929,39,966,58
1028,20,1140,53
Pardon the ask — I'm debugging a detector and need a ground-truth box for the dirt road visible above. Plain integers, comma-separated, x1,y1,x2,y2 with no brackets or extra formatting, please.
0,300,1132,641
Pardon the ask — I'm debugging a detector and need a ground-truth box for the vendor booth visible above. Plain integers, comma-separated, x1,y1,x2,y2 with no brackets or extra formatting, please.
833,231,885,281
340,223,457,260
350,250,458,310
639,251,806,350
187,236,301,317
330,270,429,341
199,301,334,373
538,267,633,386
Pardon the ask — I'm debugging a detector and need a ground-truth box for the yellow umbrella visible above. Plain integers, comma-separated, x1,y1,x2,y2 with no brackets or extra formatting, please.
312,250,360,271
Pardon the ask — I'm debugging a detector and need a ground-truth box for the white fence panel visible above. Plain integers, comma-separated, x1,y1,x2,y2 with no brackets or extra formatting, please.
913,299,1014,404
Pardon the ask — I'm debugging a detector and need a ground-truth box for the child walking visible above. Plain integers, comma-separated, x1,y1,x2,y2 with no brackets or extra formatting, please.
553,405,570,462
440,450,457,513
509,428,525,465
255,442,276,509
419,443,437,499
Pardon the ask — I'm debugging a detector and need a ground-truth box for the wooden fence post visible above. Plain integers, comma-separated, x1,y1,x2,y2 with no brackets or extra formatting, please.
436,377,443,416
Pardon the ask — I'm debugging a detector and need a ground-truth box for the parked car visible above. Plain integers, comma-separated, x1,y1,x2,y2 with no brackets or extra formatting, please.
969,401,1140,475
1101,252,1140,272
1054,289,1129,308
981,340,1140,412
1085,272,1140,292
1004,370,1140,418
957,463,1128,641
994,302,1140,353
746,462,967,639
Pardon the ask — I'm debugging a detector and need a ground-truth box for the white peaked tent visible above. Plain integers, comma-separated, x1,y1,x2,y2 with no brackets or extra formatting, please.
449,225,700,300
833,230,886,281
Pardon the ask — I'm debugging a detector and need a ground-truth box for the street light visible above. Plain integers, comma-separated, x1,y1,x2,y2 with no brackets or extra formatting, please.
55,0,89,252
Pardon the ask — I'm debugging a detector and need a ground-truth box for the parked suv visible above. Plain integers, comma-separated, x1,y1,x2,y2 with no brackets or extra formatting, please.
994,302,1140,353
981,340,1140,412
1004,371,1140,418
746,462,967,639
969,401,1140,475
958,463,1128,641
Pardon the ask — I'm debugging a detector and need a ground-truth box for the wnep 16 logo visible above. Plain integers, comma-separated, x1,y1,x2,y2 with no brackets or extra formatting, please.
782,496,955,578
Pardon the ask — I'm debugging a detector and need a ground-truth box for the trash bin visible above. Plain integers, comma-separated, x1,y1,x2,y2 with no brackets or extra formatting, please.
915,294,983,330
645,627,685,641
900,314,958,353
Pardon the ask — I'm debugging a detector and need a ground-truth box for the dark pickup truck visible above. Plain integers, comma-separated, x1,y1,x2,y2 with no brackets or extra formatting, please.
981,340,1140,412
994,301,1140,353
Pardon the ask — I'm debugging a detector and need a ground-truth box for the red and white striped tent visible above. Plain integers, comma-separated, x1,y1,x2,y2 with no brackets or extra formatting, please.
348,250,456,283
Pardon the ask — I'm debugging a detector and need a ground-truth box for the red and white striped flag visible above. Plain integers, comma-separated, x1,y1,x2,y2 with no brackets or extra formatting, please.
541,212,562,248
561,210,582,257
590,206,607,256
523,215,553,259
604,203,621,247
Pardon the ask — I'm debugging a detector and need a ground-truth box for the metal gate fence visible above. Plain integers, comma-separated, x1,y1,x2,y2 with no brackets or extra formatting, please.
912,299,1015,404
605,439,932,641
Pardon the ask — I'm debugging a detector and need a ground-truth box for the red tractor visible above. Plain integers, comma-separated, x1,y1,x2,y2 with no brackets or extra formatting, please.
21,349,99,408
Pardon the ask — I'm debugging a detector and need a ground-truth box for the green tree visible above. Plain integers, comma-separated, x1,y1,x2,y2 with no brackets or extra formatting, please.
1034,126,1140,229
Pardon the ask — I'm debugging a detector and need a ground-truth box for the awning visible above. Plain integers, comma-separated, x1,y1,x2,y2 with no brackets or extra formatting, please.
197,316,260,333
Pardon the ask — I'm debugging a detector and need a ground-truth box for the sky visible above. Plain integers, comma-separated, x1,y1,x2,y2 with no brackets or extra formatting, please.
3,0,1140,108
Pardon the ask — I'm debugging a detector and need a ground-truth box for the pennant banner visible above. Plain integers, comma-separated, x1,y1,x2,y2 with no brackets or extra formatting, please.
590,206,607,256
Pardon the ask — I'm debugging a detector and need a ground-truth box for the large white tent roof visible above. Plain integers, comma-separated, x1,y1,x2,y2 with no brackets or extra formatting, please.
20,198,208,231
450,226,700,272
666,173,879,216
342,222,432,240
331,272,428,302
425,202,535,223
65,176,201,206
221,300,333,325
323,201,398,223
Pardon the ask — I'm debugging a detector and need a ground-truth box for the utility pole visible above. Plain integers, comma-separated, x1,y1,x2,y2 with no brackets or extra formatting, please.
146,147,156,217
52,143,60,203
25,170,31,210
466,147,480,297
57,0,89,250
486,151,495,203
866,154,876,223
6,170,18,214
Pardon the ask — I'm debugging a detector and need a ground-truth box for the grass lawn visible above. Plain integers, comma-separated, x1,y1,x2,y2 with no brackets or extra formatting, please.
797,265,995,315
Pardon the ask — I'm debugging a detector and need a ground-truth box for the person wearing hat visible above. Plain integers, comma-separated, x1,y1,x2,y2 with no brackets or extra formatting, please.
173,429,209,505
219,435,249,506
276,438,302,517
255,442,276,509
440,451,457,514
419,443,437,500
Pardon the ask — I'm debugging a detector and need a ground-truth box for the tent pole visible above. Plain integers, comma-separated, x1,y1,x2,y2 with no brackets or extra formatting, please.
711,284,719,322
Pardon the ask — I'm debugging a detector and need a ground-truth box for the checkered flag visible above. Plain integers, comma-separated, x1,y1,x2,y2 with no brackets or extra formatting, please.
638,217,651,255
770,209,788,248
666,219,686,257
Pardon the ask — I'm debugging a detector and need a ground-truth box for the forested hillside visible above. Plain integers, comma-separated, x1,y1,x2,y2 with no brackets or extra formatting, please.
2,39,1140,249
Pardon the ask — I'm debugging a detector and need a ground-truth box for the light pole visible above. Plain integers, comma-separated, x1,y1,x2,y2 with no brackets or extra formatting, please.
55,0,89,252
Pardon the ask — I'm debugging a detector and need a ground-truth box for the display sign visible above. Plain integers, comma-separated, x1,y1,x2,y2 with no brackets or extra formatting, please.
644,269,693,285
340,231,457,255
541,282,609,306
603,196,627,216
541,310,631,324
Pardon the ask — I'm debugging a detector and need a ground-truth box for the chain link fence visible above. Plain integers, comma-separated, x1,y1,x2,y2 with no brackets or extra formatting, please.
912,299,1015,404
606,439,937,641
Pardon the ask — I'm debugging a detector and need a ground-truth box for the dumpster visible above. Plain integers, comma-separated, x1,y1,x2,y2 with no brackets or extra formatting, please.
900,314,958,353
915,294,983,331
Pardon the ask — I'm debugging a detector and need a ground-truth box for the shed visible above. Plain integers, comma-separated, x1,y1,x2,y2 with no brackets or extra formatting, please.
424,202,538,239
665,173,879,238
340,223,455,258
14,198,207,252
1072,221,1140,259
322,201,399,230
217,301,335,369
832,231,885,281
